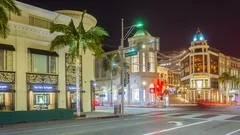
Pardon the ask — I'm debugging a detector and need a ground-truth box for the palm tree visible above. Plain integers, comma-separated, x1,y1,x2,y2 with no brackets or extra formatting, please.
0,0,21,38
102,53,120,106
49,10,108,116
218,72,233,103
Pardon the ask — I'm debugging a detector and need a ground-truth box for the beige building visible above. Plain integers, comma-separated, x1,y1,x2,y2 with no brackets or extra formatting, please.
0,1,97,112
180,28,240,103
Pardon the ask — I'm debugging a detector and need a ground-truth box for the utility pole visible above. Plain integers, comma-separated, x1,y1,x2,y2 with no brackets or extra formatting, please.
120,18,125,114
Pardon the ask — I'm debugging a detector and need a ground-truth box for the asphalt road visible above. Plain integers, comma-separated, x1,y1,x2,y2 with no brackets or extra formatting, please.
1,108,240,135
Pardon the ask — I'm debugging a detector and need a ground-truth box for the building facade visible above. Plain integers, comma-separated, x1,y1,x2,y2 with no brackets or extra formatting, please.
0,1,97,111
95,29,161,105
180,28,240,103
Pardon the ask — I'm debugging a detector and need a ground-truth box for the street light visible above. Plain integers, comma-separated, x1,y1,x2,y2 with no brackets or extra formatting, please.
120,19,143,114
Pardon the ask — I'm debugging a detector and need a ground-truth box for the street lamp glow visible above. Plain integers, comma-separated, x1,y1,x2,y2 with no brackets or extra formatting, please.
142,81,146,86
142,45,146,48
136,23,143,28
112,62,117,66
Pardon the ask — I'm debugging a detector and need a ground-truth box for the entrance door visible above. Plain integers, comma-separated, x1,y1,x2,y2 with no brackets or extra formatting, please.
0,94,4,110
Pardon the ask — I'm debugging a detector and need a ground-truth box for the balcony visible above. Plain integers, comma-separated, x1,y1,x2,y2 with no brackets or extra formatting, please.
0,70,15,83
26,72,58,85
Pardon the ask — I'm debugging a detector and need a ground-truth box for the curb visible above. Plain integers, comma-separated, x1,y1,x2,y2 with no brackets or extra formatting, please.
75,112,154,120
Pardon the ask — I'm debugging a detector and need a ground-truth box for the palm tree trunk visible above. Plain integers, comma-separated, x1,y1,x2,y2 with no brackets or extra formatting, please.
226,81,229,103
75,55,81,116
110,70,113,106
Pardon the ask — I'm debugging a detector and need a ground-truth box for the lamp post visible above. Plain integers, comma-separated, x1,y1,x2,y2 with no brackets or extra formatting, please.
119,19,143,114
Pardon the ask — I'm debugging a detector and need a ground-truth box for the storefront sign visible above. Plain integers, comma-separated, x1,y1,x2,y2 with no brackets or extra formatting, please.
68,85,76,92
0,83,11,92
30,84,56,92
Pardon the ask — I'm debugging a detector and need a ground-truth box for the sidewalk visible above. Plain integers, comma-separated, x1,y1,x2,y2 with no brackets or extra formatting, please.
75,106,182,119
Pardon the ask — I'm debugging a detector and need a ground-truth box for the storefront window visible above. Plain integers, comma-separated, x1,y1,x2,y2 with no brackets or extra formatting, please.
0,93,13,111
29,91,56,110
132,89,139,102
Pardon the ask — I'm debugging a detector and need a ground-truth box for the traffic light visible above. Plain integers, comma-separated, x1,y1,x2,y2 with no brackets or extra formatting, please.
124,72,130,85
147,62,151,71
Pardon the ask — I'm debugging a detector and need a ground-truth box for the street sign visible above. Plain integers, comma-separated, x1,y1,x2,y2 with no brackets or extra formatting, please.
125,51,138,57
100,94,106,97
124,66,129,69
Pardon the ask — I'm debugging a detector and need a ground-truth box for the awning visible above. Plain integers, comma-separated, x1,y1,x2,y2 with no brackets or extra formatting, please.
0,43,15,51
28,48,59,57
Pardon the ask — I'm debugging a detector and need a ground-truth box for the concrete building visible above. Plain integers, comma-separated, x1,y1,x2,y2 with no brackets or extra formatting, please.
180,28,240,103
95,29,160,105
0,1,97,111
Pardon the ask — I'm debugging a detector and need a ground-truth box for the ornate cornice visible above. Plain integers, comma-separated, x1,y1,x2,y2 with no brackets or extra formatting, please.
9,21,58,43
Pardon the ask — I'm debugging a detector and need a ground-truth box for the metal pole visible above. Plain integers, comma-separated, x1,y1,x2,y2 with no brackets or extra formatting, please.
120,18,125,114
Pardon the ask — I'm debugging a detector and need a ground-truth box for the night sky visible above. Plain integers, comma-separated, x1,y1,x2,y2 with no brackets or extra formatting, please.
18,0,240,57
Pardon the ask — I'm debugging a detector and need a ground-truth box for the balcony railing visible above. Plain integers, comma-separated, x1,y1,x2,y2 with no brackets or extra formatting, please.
0,70,15,83
26,72,58,85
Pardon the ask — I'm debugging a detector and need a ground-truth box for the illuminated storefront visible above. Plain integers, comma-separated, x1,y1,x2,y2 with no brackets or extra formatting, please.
28,84,58,110
66,85,77,110
0,83,14,111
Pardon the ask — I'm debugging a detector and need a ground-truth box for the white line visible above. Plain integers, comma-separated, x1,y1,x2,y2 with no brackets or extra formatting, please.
142,120,212,135
225,129,240,135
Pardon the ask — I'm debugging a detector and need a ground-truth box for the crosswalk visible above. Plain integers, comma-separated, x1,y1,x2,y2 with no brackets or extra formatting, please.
138,112,240,122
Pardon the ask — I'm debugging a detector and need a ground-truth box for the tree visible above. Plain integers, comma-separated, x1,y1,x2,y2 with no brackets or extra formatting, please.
218,72,233,102
102,53,120,106
49,10,108,116
0,0,21,38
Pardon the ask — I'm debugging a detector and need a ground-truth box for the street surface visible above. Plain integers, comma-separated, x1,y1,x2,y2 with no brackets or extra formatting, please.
1,107,240,135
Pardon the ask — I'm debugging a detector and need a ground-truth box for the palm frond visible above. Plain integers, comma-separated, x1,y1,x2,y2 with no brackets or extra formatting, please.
77,9,87,34
68,19,78,37
0,0,21,15
50,23,70,34
50,35,72,51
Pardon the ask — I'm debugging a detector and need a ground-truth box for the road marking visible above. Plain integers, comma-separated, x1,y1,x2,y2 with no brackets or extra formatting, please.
62,119,162,135
167,121,183,126
0,116,152,135
225,129,240,135
142,120,212,135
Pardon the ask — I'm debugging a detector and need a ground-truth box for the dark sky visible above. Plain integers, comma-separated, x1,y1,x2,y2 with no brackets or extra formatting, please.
18,0,240,57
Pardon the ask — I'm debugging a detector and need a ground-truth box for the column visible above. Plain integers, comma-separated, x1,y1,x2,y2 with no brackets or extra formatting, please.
127,83,131,105
203,91,206,101
193,91,196,103
58,49,66,109
216,91,219,102
15,37,27,111
82,50,95,112
208,90,211,101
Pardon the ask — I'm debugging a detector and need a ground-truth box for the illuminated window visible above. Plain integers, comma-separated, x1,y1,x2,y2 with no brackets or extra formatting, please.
29,54,57,74
131,53,139,73
194,55,203,73
0,50,13,71
149,52,155,72
210,55,218,75
142,53,146,72
29,15,53,29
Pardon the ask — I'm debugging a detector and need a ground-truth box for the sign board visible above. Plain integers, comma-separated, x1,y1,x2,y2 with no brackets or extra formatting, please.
30,84,56,92
125,51,138,57
0,83,12,92
100,94,106,97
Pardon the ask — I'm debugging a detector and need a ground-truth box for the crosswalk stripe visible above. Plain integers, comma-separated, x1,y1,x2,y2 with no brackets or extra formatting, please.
138,111,240,122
